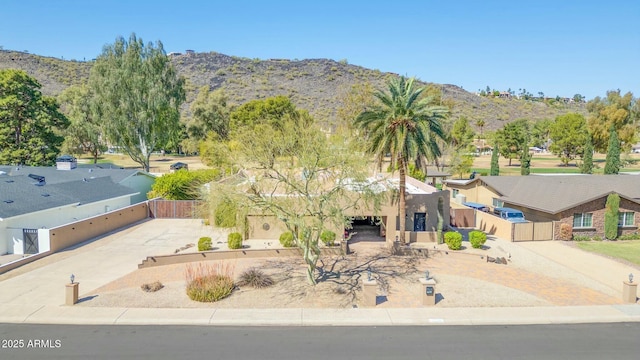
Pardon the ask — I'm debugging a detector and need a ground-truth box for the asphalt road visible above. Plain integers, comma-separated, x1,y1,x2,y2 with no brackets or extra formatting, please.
1,323,638,360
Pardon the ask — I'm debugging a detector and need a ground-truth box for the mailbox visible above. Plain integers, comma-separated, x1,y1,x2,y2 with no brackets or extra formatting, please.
426,286,434,296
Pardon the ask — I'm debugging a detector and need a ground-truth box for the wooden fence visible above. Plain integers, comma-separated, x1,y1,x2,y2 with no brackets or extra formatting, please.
148,199,202,219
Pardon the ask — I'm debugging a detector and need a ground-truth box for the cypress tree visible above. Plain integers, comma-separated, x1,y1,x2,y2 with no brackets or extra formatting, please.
580,136,594,174
520,150,531,175
604,193,620,240
490,145,500,176
604,127,620,174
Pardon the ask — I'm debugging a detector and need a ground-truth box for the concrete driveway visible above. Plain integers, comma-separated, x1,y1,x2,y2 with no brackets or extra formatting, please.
0,219,219,306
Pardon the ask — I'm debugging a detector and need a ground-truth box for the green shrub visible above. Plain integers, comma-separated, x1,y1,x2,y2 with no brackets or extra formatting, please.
198,237,212,251
237,268,274,288
185,263,235,302
619,232,640,240
572,235,591,242
469,230,487,249
279,231,295,247
444,231,463,250
320,230,336,246
228,232,243,249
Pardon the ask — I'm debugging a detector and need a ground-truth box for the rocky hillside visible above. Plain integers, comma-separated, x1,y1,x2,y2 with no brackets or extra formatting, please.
1,49,586,131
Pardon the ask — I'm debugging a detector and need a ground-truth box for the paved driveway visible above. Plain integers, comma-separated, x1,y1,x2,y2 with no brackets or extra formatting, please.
0,219,217,306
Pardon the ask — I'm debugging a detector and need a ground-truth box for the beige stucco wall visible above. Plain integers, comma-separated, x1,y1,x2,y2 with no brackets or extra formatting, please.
444,180,499,208
48,202,149,252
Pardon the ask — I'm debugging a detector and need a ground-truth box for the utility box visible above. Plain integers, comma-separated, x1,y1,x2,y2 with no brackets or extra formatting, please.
419,278,437,306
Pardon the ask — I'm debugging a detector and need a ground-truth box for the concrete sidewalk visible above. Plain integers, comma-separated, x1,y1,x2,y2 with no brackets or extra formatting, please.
1,303,639,326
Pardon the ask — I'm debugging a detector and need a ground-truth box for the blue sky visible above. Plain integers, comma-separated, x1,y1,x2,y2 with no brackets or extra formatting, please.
1,0,638,99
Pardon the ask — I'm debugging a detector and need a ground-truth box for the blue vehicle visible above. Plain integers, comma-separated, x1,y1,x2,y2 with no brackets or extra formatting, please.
493,207,527,223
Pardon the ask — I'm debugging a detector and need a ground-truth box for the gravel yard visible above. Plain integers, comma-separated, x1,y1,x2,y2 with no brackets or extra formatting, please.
78,237,623,309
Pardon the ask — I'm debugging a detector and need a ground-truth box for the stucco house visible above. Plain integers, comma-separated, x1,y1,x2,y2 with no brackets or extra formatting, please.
0,162,155,256
245,175,451,245
443,175,640,240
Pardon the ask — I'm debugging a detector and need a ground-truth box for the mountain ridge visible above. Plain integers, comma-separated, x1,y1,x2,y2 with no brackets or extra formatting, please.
0,49,586,131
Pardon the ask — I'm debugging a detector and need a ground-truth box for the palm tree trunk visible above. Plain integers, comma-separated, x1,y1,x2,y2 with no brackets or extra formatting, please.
398,158,407,245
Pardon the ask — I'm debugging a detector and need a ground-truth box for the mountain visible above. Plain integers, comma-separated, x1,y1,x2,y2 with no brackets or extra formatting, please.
0,49,586,131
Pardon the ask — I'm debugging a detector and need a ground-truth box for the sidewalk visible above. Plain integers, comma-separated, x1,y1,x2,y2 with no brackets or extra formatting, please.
1,303,639,326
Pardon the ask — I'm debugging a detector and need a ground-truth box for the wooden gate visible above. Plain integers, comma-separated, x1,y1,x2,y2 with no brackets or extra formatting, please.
148,199,201,219
512,222,553,242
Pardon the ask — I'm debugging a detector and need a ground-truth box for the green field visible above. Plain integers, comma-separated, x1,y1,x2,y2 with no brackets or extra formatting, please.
576,241,640,266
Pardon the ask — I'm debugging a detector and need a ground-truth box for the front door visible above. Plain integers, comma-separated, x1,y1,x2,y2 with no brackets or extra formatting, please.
23,229,39,254
414,213,426,231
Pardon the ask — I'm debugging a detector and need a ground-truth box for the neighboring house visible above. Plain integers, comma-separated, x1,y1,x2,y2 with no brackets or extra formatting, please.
0,160,156,256
245,175,451,244
444,175,640,239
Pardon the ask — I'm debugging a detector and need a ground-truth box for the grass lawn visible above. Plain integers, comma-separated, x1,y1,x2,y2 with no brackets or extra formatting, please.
576,241,640,266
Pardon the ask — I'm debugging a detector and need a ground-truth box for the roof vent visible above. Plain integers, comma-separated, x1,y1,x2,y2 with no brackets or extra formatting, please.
28,174,46,186
5,180,14,183
41,193,50,197
3,200,13,204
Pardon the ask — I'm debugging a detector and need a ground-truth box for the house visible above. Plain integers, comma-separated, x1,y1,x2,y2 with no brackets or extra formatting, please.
0,163,156,256
244,175,451,245
443,175,640,239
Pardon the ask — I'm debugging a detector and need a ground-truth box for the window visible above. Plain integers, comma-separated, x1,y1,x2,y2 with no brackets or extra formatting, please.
573,213,593,228
452,189,459,199
492,198,504,208
619,212,635,227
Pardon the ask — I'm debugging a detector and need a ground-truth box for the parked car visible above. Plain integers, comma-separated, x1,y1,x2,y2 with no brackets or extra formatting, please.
493,207,527,223
463,202,490,212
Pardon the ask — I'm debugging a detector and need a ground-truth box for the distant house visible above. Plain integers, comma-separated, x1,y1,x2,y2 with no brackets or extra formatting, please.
443,175,640,239
0,163,155,256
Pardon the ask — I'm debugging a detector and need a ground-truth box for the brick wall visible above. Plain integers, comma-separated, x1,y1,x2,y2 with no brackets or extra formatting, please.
554,195,640,240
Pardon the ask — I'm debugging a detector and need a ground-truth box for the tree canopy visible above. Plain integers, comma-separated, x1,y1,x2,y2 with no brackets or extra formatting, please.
494,119,529,166
549,113,589,166
89,33,185,172
229,95,312,133
587,90,638,153
0,69,68,165
354,76,448,244
58,84,106,163
211,121,385,285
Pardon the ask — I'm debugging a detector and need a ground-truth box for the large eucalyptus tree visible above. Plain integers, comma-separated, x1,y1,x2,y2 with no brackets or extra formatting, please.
89,34,185,172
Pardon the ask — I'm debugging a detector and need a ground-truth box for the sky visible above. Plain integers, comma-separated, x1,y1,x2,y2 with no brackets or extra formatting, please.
1,0,638,100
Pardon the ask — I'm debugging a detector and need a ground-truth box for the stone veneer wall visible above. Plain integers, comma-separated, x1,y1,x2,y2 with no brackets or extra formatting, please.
554,196,640,240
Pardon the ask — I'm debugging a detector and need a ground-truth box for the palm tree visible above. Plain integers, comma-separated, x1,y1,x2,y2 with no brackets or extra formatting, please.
354,76,448,245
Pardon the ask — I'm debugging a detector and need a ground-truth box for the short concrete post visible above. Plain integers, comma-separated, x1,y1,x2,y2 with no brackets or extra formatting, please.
419,278,437,306
65,282,79,306
362,279,377,307
622,281,637,304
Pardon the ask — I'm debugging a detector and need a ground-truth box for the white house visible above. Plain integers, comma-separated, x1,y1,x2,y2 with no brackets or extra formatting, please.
0,162,155,255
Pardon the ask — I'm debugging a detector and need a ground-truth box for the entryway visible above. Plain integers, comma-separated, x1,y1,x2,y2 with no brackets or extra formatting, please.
23,229,39,254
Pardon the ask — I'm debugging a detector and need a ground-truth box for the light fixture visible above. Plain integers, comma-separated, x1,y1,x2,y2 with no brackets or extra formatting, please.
425,270,430,280
70,274,75,284
367,267,372,281
629,273,634,283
